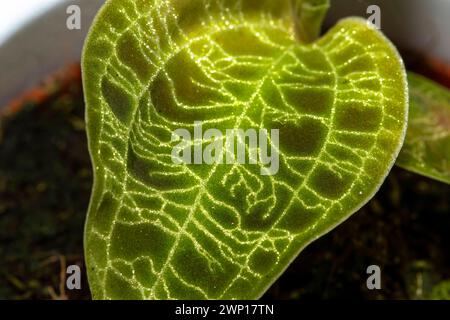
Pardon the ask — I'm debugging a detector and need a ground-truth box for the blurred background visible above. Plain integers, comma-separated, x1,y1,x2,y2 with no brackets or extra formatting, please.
0,0,449,300
0,1,65,45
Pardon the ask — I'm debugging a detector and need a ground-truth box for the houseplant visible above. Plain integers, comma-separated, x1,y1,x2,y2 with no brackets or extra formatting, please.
0,0,449,300
82,0,449,299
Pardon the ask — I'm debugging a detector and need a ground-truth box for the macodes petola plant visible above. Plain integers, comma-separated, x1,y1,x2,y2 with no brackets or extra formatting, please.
82,0,450,299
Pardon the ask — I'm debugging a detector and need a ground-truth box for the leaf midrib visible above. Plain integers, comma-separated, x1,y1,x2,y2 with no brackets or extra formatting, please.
146,42,296,299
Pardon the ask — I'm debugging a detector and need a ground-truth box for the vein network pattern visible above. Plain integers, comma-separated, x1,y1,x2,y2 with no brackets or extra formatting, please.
82,0,408,299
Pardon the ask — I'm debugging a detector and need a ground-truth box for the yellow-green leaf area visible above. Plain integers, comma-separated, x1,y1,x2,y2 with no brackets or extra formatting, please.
82,0,407,299
396,72,450,184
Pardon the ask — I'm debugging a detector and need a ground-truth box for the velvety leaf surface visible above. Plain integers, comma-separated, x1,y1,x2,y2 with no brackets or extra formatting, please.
82,0,407,299
396,73,450,184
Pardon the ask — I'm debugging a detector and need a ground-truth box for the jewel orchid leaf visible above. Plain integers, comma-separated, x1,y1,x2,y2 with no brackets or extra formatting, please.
82,0,408,299
396,72,450,185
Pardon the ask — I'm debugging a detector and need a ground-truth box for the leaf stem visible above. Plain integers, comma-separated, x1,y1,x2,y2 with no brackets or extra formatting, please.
291,0,330,44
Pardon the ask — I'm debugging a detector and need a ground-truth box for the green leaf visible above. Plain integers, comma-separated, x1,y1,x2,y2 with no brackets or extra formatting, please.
292,0,330,44
396,72,450,185
431,280,450,300
82,0,407,299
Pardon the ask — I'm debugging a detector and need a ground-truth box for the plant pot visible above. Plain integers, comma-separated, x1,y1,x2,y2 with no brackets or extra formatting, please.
0,0,105,108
